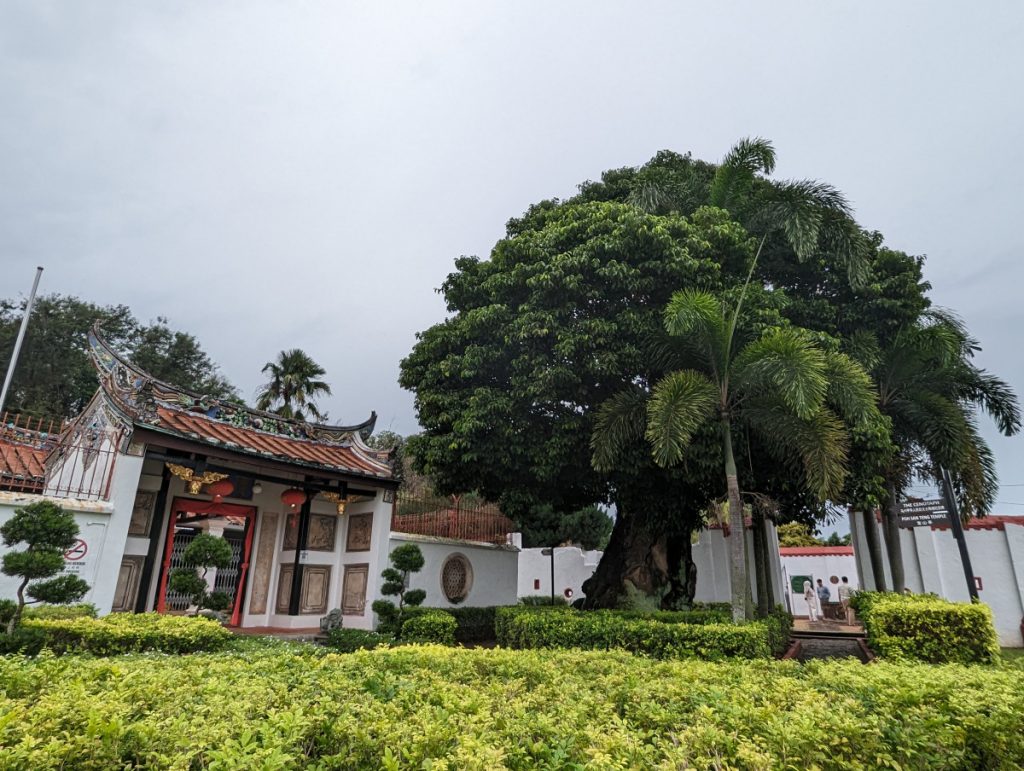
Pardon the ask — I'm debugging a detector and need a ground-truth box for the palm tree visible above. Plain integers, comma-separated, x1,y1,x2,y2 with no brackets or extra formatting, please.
870,312,1020,591
255,349,332,422
631,137,869,285
592,270,879,621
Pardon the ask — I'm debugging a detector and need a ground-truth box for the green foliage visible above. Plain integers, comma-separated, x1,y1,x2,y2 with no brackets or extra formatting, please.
255,348,331,421
19,613,231,655
776,521,821,547
1,646,1023,768
518,595,568,606
374,544,426,636
518,505,614,551
1,500,88,632
855,592,1000,664
0,294,237,419
494,606,789,660
325,628,392,653
22,603,97,620
167,533,234,615
401,610,457,645
0,625,48,655
445,606,499,644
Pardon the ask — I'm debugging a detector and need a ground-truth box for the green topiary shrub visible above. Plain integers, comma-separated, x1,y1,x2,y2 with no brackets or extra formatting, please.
325,628,392,653
1,500,90,633
401,610,457,645
857,593,1000,664
372,544,426,636
21,613,232,655
167,534,234,616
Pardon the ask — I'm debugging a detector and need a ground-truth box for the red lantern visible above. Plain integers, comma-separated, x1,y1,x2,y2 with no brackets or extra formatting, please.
206,479,234,504
280,488,307,510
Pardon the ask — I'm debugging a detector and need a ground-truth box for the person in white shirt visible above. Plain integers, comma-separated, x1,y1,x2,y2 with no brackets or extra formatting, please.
837,576,854,625
803,580,819,622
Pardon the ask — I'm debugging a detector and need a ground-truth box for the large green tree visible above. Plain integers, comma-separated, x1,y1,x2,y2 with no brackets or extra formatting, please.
255,349,331,422
591,284,879,620
0,294,238,419
402,142,942,607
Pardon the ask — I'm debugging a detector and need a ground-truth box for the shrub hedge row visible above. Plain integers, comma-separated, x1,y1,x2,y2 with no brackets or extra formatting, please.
495,606,792,660
15,613,232,655
1,646,1022,768
852,592,1000,664
402,610,457,645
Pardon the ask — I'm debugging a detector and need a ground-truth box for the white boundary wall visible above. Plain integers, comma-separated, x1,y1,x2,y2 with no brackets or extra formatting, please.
518,546,602,602
850,512,1024,647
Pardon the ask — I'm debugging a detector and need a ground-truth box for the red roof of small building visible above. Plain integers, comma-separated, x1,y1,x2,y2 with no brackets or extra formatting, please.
779,546,855,557
933,514,1024,532
0,435,48,492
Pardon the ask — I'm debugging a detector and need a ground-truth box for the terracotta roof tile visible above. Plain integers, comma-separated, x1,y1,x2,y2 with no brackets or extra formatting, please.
779,546,855,557
0,436,48,492
153,407,391,479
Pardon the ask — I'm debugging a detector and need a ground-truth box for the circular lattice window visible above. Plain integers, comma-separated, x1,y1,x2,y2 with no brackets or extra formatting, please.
441,554,472,603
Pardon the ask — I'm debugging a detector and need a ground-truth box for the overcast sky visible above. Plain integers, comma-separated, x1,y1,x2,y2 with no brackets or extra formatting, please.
2,2,1023,515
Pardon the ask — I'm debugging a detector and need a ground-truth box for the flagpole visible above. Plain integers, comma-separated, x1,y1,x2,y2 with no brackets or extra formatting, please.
0,266,44,416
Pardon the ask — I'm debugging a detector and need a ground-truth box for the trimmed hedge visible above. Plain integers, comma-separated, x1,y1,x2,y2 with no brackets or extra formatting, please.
325,628,392,653
853,592,1000,664
402,610,457,645
19,613,232,655
1,647,1022,768
495,606,790,660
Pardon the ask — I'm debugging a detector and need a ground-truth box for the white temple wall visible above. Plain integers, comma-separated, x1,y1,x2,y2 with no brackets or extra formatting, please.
518,546,602,603
389,533,519,611
851,512,1024,646
779,553,858,617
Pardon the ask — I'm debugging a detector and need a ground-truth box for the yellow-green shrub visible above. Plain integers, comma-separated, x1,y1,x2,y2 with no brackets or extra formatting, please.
857,593,1000,664
0,647,1022,768
401,610,457,645
21,612,231,655
495,606,789,660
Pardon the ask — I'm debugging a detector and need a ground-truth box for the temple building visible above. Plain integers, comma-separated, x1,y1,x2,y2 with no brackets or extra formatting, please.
0,329,519,630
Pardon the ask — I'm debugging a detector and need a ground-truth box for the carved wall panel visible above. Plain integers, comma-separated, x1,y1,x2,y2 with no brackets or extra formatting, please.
128,490,157,536
112,556,145,612
274,564,332,615
248,512,279,615
346,512,373,552
307,514,337,551
275,565,293,614
342,564,369,615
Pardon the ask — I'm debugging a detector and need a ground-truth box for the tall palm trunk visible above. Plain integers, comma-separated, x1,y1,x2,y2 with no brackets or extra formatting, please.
722,417,748,622
752,511,773,617
882,479,905,592
860,509,887,592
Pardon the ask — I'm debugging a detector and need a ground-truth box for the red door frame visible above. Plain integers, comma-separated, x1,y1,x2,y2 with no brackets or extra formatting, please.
156,497,258,627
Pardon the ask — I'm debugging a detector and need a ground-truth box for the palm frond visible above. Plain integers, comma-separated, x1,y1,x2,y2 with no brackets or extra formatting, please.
645,370,718,467
590,389,649,472
627,181,672,214
731,328,828,419
743,403,850,500
663,290,728,372
958,369,1021,436
822,351,879,428
708,137,776,210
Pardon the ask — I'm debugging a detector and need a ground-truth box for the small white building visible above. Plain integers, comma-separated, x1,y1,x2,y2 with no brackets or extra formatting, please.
851,510,1024,646
778,546,858,618
0,329,518,631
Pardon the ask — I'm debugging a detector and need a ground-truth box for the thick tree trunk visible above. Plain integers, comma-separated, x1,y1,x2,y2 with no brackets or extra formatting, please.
722,418,748,622
861,508,888,592
882,479,905,593
582,510,670,609
662,529,698,609
7,576,30,634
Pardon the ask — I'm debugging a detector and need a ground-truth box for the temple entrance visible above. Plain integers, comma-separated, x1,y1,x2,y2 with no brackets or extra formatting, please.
156,497,257,626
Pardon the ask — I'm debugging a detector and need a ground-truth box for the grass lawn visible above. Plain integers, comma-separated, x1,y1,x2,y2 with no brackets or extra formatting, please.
2,644,1024,769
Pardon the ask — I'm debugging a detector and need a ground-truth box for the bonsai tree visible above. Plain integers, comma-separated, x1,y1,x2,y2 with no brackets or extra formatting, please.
371,543,426,634
1,500,90,633
167,533,233,616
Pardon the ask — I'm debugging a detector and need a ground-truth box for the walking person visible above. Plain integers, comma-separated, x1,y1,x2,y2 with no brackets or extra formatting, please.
815,578,831,619
803,580,819,622
837,576,854,625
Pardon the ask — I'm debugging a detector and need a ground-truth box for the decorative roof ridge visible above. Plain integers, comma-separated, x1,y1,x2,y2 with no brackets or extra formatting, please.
87,324,380,447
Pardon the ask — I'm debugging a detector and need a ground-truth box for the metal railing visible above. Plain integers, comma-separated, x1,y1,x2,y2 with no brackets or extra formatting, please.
0,412,117,500
391,492,515,545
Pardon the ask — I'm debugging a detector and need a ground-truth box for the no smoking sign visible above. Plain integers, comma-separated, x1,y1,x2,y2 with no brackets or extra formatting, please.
64,539,88,561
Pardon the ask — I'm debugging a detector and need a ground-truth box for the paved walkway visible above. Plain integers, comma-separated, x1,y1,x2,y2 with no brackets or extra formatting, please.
791,618,863,634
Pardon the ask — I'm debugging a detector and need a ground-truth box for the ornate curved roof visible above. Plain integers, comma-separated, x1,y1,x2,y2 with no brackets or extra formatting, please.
87,326,393,481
